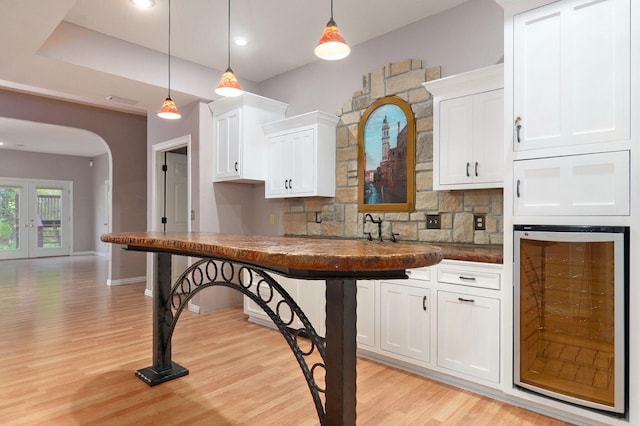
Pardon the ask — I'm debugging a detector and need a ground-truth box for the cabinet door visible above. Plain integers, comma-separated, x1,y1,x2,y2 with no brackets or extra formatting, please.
473,89,504,184
266,135,291,197
439,96,474,185
513,0,630,151
356,280,376,348
513,150,630,216
214,109,241,179
289,129,316,195
437,291,500,383
380,281,430,363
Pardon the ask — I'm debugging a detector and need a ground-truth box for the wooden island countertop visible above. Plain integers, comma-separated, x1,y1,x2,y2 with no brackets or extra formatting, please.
101,232,445,277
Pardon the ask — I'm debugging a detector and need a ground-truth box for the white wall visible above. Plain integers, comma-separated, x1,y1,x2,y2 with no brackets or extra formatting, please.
258,0,504,116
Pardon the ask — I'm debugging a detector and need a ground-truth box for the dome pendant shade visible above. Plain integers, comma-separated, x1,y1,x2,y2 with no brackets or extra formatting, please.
315,19,350,60
215,68,243,97
158,0,180,119
158,97,181,119
216,0,242,97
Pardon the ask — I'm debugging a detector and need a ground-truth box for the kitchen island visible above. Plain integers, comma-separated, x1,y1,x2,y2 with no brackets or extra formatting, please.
100,232,443,426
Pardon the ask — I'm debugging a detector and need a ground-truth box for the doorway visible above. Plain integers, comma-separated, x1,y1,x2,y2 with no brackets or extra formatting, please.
149,135,191,294
0,178,72,259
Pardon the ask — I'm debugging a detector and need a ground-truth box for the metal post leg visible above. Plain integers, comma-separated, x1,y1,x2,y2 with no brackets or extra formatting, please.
135,252,189,386
324,279,357,425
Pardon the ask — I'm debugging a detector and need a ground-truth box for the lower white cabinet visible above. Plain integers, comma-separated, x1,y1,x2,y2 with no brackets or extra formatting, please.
379,280,431,363
356,261,503,389
245,260,503,389
436,290,500,383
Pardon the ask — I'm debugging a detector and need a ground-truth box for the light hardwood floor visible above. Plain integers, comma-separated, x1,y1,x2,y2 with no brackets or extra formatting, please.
0,255,573,425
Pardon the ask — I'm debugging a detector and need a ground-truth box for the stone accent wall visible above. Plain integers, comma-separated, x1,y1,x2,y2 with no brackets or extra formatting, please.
283,59,503,246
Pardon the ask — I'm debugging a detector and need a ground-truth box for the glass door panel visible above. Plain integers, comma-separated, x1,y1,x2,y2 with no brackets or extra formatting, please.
0,185,28,259
514,225,627,415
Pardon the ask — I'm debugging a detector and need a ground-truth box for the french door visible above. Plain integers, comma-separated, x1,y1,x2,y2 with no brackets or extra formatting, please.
0,178,71,259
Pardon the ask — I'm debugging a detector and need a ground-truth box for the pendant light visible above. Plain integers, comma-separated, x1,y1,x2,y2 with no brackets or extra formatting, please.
314,0,350,61
215,0,242,97
158,0,181,119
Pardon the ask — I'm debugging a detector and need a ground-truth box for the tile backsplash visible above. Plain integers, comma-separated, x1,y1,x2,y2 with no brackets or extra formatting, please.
283,59,503,246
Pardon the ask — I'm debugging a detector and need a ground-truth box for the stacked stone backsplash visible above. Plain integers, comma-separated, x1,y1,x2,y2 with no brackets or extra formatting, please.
283,59,503,246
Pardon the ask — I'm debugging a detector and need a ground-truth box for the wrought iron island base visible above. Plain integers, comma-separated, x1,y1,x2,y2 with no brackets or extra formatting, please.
100,232,443,426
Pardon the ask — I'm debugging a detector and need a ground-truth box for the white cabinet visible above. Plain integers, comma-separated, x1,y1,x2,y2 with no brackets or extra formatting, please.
437,290,500,383
512,0,630,152
263,111,339,198
379,280,431,364
423,64,504,190
209,92,287,183
513,150,630,216
243,275,326,338
356,280,376,348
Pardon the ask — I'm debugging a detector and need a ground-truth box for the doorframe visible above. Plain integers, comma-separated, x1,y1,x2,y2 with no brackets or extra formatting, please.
147,135,192,297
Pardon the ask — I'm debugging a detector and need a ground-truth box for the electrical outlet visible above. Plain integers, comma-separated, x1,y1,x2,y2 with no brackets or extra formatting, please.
474,214,486,231
426,214,441,229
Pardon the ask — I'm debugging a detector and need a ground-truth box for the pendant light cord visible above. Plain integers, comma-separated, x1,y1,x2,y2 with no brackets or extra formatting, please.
167,0,172,97
226,0,231,69
330,0,334,20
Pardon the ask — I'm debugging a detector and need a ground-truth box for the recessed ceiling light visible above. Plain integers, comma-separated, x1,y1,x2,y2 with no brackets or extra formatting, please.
130,0,156,9
234,38,248,47
0,142,4,146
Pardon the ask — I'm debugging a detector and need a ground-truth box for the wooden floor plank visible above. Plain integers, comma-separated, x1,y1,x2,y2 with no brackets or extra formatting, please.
0,255,573,425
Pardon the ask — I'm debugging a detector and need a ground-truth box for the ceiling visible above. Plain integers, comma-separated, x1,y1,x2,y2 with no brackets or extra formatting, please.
0,0,468,157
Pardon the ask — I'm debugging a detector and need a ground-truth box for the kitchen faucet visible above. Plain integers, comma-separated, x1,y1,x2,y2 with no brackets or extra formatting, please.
363,213,383,241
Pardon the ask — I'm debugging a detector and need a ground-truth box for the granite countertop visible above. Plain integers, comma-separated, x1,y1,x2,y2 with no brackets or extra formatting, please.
436,243,503,264
101,232,444,274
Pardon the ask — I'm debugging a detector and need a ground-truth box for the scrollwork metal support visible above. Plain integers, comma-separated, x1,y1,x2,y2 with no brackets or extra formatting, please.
139,252,329,424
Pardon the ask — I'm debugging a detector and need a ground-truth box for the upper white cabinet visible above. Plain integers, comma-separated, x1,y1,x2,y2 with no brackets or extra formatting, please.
423,64,504,190
209,92,288,183
263,111,339,198
512,0,630,152
513,150,630,216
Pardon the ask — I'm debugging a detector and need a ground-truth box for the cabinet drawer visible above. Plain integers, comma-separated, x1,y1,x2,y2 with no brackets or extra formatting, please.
437,267,500,290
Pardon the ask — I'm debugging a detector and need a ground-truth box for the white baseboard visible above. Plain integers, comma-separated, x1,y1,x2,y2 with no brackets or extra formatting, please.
144,288,153,298
72,251,101,256
107,276,146,286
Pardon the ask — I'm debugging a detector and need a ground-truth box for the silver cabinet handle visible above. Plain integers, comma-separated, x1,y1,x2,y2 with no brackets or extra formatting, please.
459,276,476,281
234,162,238,172
475,161,478,177
516,179,521,198
423,296,427,311
284,179,289,189
466,162,470,177
515,117,522,143
458,297,475,303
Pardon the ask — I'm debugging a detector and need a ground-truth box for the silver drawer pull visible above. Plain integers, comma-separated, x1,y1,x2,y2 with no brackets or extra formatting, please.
458,297,475,303
458,276,476,281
